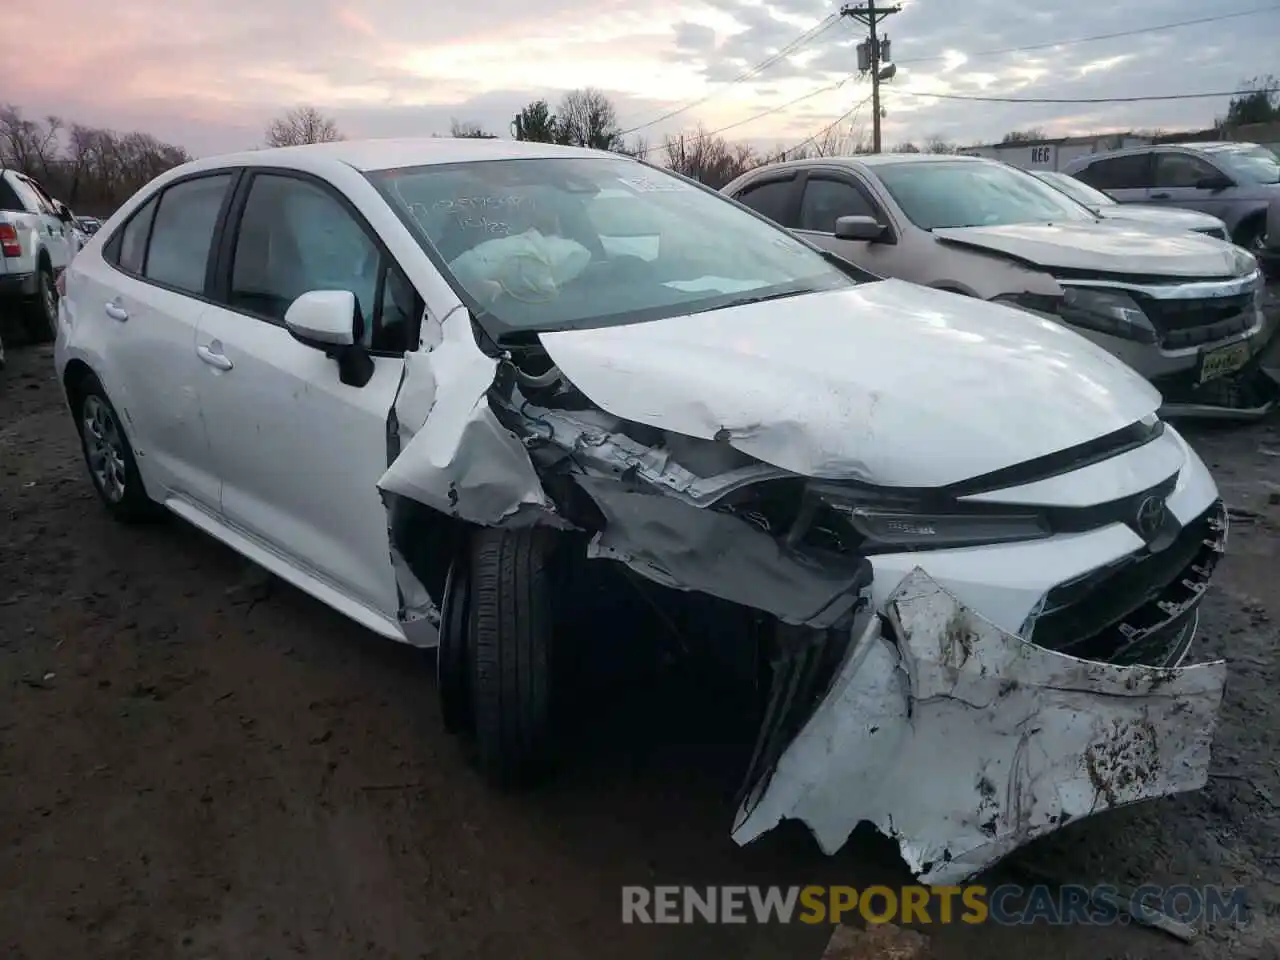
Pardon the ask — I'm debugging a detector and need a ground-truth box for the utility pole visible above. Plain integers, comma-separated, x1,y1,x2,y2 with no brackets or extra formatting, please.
840,1,900,153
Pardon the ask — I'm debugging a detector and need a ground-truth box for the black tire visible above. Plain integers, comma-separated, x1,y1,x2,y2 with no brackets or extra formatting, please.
23,263,57,344
72,374,161,523
467,527,561,787
437,552,473,736
1234,216,1269,259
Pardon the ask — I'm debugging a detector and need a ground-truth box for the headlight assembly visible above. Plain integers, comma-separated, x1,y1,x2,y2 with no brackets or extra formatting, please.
810,485,1052,552
996,288,1158,344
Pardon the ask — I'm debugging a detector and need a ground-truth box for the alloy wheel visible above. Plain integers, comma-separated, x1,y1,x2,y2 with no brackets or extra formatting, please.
82,395,127,503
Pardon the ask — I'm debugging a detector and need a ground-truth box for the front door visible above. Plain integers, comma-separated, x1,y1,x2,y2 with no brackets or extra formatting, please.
793,174,903,279
194,170,419,620
1148,152,1236,220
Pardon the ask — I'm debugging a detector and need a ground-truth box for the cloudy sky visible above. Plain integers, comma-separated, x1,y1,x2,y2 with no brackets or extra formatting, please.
7,0,1278,157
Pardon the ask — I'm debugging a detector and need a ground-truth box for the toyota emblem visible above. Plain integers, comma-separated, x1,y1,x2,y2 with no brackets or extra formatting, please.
1135,495,1168,541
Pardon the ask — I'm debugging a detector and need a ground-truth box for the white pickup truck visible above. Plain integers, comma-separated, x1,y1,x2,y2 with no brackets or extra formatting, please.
0,167,74,368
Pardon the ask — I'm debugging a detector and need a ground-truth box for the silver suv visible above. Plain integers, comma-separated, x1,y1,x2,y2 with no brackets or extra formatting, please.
1063,142,1279,270
723,154,1276,418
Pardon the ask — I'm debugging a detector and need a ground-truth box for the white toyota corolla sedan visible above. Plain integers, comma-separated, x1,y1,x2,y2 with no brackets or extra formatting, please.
54,138,1229,884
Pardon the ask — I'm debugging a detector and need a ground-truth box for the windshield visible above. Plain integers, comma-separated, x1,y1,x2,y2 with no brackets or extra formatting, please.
874,160,1097,229
1204,144,1280,184
1032,171,1115,208
367,157,853,338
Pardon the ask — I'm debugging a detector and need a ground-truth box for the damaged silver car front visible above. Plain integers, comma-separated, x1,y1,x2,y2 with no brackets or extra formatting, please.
374,303,1229,884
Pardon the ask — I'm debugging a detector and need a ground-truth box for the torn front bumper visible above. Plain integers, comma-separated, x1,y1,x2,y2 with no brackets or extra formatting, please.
731,569,1227,886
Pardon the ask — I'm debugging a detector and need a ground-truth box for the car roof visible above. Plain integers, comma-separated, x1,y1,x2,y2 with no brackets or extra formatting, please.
744,152,988,177
166,137,623,178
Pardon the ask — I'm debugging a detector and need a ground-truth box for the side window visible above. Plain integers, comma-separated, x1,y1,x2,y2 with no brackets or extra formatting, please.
115,196,159,274
23,177,58,215
1075,154,1151,190
229,173,414,353
734,179,796,225
1154,153,1221,188
0,175,24,211
799,178,876,233
7,176,46,215
144,175,233,294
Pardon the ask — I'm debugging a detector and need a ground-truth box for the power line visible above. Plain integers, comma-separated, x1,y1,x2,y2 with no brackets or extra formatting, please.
773,92,875,159
627,2,1280,143
637,74,862,156
894,87,1280,105
620,14,841,135
895,4,1280,65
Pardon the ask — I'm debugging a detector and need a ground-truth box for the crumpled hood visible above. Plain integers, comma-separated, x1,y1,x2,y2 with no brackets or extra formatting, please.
537,280,1162,488
1097,204,1225,232
934,220,1253,278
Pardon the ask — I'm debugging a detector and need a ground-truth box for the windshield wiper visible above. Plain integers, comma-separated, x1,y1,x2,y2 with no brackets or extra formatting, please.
712,289,815,310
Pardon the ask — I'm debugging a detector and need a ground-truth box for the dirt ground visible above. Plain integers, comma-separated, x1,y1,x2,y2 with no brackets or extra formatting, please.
3,299,1280,960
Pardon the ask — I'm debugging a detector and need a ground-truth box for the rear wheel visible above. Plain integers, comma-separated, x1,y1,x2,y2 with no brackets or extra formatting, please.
463,527,563,787
23,264,57,344
73,376,160,523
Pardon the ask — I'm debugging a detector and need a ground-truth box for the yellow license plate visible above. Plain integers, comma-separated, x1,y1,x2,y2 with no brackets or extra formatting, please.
1198,341,1251,384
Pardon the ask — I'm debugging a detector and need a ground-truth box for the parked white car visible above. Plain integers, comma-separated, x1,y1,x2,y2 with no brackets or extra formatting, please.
54,139,1228,883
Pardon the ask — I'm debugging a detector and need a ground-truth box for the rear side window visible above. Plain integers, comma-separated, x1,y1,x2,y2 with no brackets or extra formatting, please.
0,176,26,212
117,197,158,274
734,178,796,225
144,175,233,294
1075,154,1151,190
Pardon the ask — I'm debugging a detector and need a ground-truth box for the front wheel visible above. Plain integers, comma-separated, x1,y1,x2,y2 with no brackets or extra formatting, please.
1235,218,1269,258
465,527,564,787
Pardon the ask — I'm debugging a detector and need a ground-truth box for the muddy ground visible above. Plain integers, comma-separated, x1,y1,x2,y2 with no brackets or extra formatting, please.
2,302,1280,960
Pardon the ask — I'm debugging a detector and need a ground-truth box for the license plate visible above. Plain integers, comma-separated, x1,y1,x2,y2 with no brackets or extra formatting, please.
1198,341,1251,384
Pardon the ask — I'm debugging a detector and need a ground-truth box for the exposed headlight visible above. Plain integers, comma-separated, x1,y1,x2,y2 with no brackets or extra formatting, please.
812,486,1051,552
996,288,1158,344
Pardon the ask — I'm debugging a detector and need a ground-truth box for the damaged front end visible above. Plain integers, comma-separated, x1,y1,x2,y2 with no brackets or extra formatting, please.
376,308,1229,885
733,570,1227,886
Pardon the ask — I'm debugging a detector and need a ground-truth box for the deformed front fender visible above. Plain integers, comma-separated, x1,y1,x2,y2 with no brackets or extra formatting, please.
377,306,557,527
732,568,1227,885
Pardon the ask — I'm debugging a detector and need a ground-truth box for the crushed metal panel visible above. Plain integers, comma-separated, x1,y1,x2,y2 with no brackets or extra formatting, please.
579,478,868,628
377,307,555,526
732,568,1226,885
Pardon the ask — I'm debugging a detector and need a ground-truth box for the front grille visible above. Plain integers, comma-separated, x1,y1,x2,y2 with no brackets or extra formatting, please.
1028,500,1226,666
1137,292,1255,349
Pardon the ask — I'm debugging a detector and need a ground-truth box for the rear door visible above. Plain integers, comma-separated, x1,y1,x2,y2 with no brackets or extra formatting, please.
194,169,415,620
75,172,237,510
1073,152,1153,204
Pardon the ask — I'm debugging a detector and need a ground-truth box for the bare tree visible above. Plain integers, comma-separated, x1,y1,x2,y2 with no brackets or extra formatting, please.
0,104,190,215
923,134,957,154
264,106,344,148
1000,128,1048,144
449,118,496,139
892,140,921,153
556,88,624,151
663,126,759,187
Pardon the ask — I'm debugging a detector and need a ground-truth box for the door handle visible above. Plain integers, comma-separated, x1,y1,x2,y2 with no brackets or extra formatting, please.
104,302,128,322
196,344,234,371
1149,192,1171,200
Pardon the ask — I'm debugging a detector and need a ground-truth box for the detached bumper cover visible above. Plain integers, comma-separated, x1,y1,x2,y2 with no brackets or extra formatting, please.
732,569,1227,885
